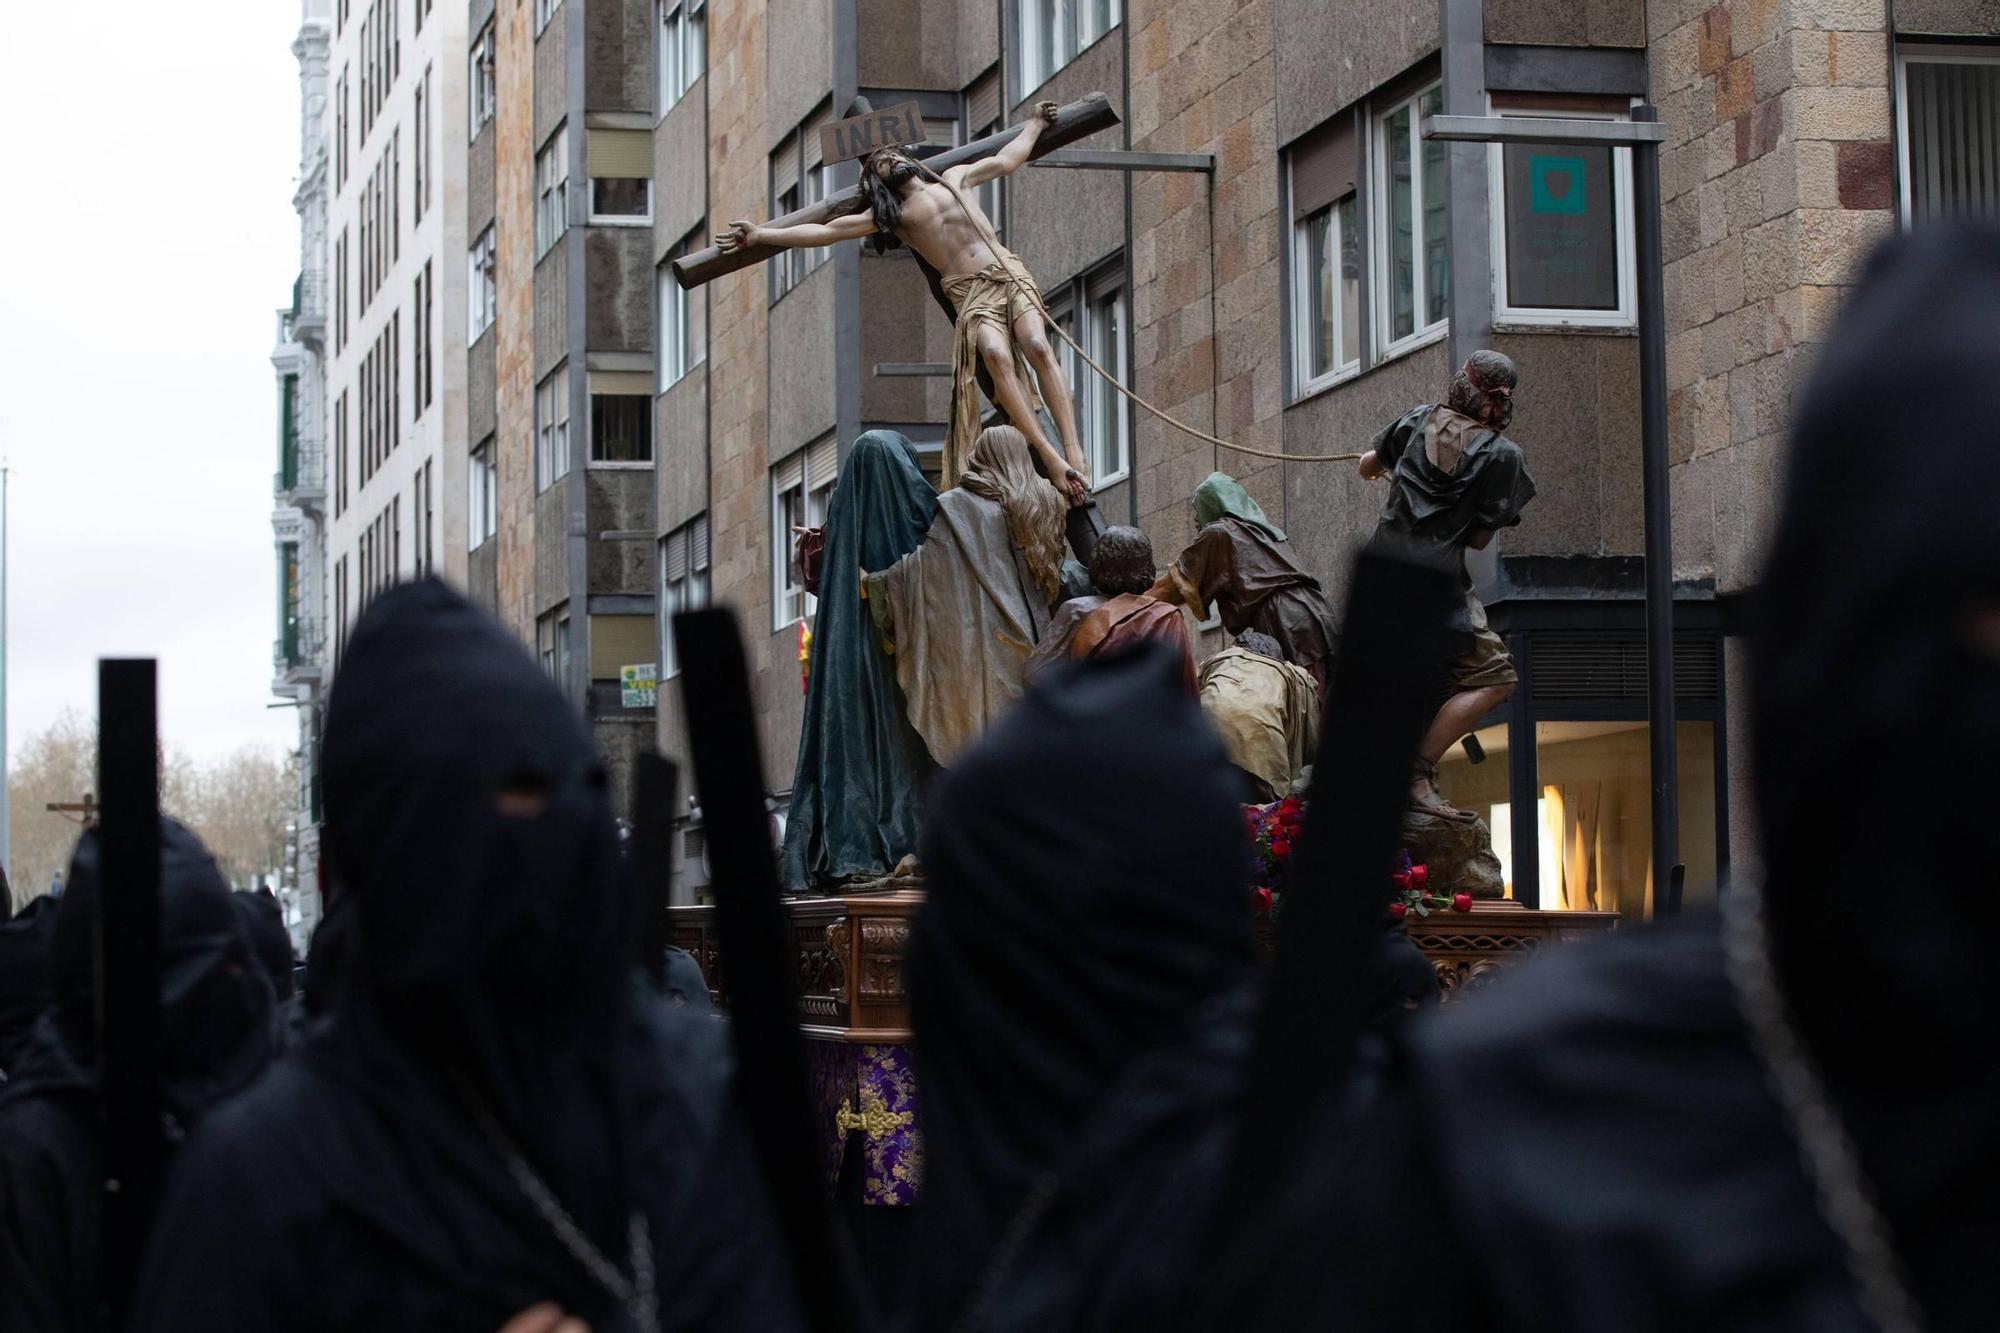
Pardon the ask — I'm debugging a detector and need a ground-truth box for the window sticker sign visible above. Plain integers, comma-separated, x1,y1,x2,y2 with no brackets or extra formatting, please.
621,663,659,709
1529,156,1588,215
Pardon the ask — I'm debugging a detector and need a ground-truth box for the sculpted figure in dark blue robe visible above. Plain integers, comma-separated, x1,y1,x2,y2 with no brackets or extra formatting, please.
781,430,940,890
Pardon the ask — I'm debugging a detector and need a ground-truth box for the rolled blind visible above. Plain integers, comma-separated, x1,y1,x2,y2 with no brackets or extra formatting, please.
664,529,688,581
588,128,653,178
690,512,710,571
967,70,1001,134
807,434,839,488
1906,59,2000,224
1291,110,1357,221
588,370,654,396
803,107,831,171
771,139,799,201
774,448,804,491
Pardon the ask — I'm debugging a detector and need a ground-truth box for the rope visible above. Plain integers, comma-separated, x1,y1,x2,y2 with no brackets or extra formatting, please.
940,170,1366,467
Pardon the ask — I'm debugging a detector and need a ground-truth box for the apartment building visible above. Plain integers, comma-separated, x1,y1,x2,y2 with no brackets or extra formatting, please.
271,0,336,950
461,0,662,811
635,0,2000,913
325,0,470,669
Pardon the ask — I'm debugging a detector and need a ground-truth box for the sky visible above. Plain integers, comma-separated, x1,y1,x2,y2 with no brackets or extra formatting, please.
1,0,304,767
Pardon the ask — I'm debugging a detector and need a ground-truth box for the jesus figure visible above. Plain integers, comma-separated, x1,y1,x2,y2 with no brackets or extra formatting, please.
716,100,1090,503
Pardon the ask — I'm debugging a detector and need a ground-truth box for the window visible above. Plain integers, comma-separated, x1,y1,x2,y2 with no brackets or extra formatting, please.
1018,0,1120,99
1049,262,1130,491
771,111,832,298
536,367,572,490
659,232,707,388
535,0,561,35
1287,110,1361,394
335,70,349,190
412,260,433,415
333,229,348,353
963,69,1005,239
536,126,570,255
590,387,654,463
390,127,401,264
1897,47,2000,224
1375,84,1449,353
771,436,838,630
1487,103,1635,326
657,0,705,115
538,608,573,685
468,225,496,342
659,513,711,678
334,391,349,516
413,66,431,225
469,436,498,547
587,129,654,223
414,459,434,576
470,22,497,136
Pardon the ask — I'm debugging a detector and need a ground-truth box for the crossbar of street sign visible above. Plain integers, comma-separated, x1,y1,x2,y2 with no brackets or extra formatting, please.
1421,114,1670,147
1029,148,1216,172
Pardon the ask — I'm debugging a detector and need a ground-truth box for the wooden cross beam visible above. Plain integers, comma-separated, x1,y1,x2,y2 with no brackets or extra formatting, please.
670,91,1121,291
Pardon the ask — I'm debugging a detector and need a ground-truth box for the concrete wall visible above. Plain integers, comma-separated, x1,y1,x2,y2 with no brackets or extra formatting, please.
587,469,657,592
534,481,570,612
533,244,569,378
654,85,709,248
1274,0,1437,144
585,228,656,352
1486,0,1645,47
768,262,838,456
535,22,568,145
586,0,655,114
1008,36,1126,286
469,332,497,443
657,364,709,533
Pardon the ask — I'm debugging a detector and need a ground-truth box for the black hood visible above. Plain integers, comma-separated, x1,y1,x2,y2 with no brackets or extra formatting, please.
0,895,58,1080
232,890,296,1002
23,819,277,1121
908,644,1254,1316
320,579,633,1241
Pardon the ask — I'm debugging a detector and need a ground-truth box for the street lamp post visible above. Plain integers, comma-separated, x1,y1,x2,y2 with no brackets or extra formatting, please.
1422,109,1685,913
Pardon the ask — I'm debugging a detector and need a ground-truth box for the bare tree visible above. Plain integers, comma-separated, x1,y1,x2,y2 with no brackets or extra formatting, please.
6,712,298,910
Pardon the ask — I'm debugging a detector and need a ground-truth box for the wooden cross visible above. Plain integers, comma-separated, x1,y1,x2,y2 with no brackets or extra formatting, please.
670,92,1121,290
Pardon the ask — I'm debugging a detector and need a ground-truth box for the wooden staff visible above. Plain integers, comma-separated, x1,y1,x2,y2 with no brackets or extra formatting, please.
670,92,1121,290
96,658,163,1327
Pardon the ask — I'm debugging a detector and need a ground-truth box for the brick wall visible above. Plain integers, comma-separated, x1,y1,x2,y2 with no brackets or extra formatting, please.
1652,0,1894,593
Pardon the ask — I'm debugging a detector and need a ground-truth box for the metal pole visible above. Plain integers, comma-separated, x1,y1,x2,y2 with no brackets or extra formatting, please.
1632,104,1682,911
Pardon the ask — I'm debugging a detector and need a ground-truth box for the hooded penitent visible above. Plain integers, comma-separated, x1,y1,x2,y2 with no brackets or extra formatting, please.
0,894,57,1080
906,645,1256,1331
129,580,804,1332
781,430,939,889
1,820,278,1333
1208,227,2000,1333
232,889,297,1003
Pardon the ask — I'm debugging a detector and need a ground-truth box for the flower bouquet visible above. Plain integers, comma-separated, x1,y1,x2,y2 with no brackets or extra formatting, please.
1388,848,1472,920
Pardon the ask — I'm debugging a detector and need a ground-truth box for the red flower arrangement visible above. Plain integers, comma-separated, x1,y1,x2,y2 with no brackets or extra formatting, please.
1243,800,1473,919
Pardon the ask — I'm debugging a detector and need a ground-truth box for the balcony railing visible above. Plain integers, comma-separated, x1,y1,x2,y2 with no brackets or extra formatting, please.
276,424,326,509
283,270,326,346
274,618,327,684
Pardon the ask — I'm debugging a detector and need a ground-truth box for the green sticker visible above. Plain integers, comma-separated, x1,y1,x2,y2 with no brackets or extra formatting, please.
1529,156,1587,215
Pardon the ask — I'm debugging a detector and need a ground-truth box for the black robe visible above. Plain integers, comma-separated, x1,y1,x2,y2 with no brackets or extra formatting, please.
0,893,57,1080
131,580,806,1332
0,821,279,1333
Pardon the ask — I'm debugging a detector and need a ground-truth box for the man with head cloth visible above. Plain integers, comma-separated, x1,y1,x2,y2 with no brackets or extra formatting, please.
1149,473,1340,700
130,581,804,1332
1,820,280,1332
865,424,1068,767
1357,350,1535,814
1209,227,2000,1332
905,644,1260,1331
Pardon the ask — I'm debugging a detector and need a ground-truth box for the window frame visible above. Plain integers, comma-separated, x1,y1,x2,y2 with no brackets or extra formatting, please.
1893,43,2000,228
535,124,571,257
1289,188,1362,398
589,391,655,465
1017,0,1121,101
1046,258,1132,495
658,232,707,390
769,442,836,632
1371,82,1450,360
656,0,706,117
589,174,654,226
535,367,572,492
535,0,562,37
467,224,496,343
658,514,712,679
1485,104,1637,330
469,22,496,136
468,436,498,548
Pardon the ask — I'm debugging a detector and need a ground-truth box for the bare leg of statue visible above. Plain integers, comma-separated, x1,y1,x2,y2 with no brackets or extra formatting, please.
1012,307,1087,484
977,326,1083,503
1413,682,1513,809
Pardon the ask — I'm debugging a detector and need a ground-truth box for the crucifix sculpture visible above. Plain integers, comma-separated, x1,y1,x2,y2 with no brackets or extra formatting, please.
675,93,1122,507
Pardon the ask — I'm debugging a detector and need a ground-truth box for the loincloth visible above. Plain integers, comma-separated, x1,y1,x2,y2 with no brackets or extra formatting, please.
940,253,1046,489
